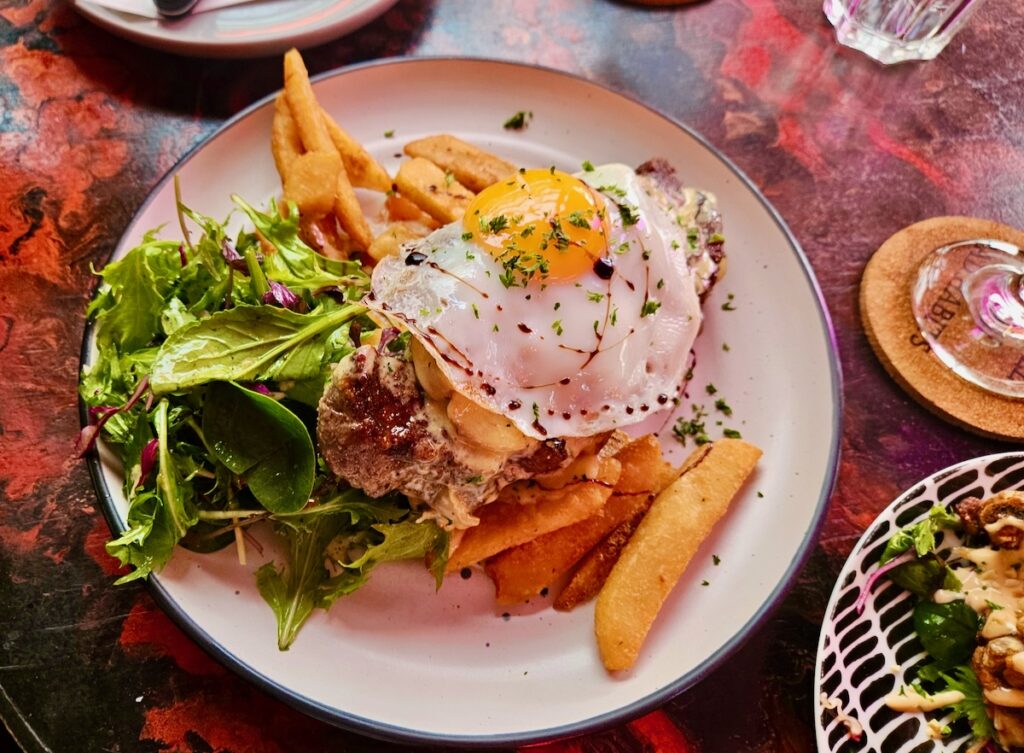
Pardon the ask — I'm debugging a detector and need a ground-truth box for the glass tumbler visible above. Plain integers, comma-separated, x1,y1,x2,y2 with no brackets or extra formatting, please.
824,0,986,64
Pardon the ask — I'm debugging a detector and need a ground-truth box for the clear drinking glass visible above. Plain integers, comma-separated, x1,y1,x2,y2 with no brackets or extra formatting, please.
911,239,1024,398
824,0,986,64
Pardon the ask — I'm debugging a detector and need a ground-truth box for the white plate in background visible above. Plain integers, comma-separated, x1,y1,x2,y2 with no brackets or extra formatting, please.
73,0,396,58
84,58,842,745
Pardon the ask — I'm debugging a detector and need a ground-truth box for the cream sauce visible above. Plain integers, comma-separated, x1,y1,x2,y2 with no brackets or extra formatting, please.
884,686,966,713
985,516,1024,536
986,687,1024,708
940,546,1024,639
819,693,863,740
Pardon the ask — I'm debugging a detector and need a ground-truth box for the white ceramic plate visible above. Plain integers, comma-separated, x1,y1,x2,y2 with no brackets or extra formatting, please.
84,59,841,745
72,0,396,58
815,452,1024,753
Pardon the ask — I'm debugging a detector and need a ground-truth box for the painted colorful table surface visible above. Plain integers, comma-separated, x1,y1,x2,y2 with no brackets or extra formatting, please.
2,0,1022,751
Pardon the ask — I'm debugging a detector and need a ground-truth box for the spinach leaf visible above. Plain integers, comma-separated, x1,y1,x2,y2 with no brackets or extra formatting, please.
203,382,314,514
106,400,198,582
881,505,961,563
913,600,980,668
890,555,962,599
150,303,364,394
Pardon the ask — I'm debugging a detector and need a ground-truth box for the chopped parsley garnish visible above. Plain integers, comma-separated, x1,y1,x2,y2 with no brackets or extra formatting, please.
670,240,680,250
498,251,549,289
712,554,721,566
484,214,509,234
687,229,699,248
656,278,665,289
673,405,710,446
587,291,604,303
567,210,590,229
462,231,474,241
581,160,595,172
593,320,600,333
445,170,455,186
723,428,742,439
640,300,661,317
598,184,626,199
492,324,499,332
610,307,618,326
722,342,730,352
757,491,764,498
721,293,736,311
615,242,630,255
705,384,717,395
503,110,533,130
520,226,535,238
540,218,570,251
471,303,480,319
709,232,725,244
466,475,483,484
617,203,640,226
532,402,540,421
714,398,732,416
701,580,710,586
554,301,561,310
383,129,395,138
551,320,564,336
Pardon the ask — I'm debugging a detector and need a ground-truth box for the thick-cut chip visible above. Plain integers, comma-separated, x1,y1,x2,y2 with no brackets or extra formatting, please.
283,150,342,219
320,107,392,192
367,221,435,262
283,49,334,154
595,439,762,671
612,434,678,495
554,504,650,612
485,491,652,605
271,93,303,180
385,192,438,225
333,169,373,250
446,457,621,573
404,135,517,192
395,158,475,224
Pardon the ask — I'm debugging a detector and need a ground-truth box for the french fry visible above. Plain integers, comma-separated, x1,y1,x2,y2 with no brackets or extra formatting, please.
613,435,679,495
404,134,517,192
395,157,475,224
595,439,762,671
271,93,303,180
283,49,334,154
283,150,342,219
385,192,438,225
367,221,433,262
554,504,650,612
485,492,652,605
333,169,373,250
446,458,621,573
320,106,392,192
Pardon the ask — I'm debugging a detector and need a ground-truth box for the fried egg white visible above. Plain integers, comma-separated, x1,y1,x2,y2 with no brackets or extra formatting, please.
366,163,711,440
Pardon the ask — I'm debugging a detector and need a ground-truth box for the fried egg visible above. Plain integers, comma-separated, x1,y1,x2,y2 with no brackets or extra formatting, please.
366,163,720,440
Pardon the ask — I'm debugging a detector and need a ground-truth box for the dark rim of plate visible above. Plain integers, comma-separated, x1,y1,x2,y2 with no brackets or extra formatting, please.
79,56,844,748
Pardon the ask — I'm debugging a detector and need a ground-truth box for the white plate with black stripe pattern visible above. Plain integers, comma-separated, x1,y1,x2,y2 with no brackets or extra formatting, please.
815,452,1024,753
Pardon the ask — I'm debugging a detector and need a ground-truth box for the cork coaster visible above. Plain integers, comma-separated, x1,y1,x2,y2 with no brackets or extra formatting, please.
861,216,1024,442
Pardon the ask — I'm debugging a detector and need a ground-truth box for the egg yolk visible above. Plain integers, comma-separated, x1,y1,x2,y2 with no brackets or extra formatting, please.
464,169,609,284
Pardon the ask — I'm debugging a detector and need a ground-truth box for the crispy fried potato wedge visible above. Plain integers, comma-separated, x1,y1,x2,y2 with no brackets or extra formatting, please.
446,457,621,573
404,134,517,193
395,157,475,224
554,504,649,612
283,49,334,154
367,221,433,263
271,93,303,180
611,435,679,495
283,150,342,219
320,106,392,192
333,167,373,250
385,191,439,225
486,491,652,605
595,439,762,671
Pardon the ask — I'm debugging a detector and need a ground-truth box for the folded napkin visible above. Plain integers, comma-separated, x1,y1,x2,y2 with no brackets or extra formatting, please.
82,0,259,19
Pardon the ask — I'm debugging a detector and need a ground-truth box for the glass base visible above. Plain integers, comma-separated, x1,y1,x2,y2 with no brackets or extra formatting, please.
911,239,1024,399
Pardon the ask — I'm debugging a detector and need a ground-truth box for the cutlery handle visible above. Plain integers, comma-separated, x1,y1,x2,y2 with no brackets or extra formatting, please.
153,0,200,17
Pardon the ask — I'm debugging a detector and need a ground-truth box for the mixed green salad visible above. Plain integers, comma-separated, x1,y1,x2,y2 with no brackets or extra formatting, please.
859,505,995,744
79,187,448,650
